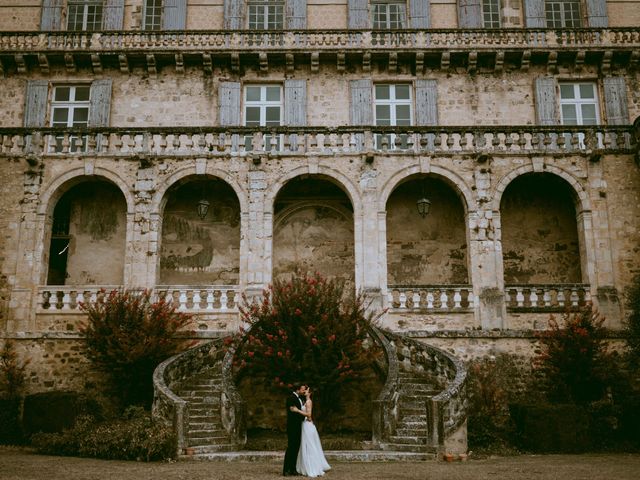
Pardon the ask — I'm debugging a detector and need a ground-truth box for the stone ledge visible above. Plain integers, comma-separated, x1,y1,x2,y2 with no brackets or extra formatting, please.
181,450,435,462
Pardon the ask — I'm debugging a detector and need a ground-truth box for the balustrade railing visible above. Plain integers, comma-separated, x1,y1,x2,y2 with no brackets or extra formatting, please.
387,285,475,311
37,285,239,313
1,28,639,53
2,126,634,158
504,283,591,311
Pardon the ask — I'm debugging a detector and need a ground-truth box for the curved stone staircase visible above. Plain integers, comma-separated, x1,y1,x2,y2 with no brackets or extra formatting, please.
153,327,468,459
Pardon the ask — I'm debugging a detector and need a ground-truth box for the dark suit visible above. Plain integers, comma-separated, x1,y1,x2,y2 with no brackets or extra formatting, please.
283,392,304,475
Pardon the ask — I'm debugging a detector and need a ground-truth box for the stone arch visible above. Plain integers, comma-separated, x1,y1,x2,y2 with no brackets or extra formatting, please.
491,164,591,213
378,164,474,214
38,167,134,216
265,165,362,216
151,165,248,215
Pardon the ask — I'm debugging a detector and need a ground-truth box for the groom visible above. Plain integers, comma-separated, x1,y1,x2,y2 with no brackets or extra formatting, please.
283,383,307,476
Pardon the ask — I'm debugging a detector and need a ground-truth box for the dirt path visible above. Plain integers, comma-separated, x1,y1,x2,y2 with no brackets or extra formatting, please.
2,449,640,480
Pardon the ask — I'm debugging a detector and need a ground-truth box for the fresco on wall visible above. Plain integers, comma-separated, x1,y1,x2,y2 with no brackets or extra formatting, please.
61,182,126,285
501,173,581,284
273,178,354,283
160,180,240,285
386,178,468,285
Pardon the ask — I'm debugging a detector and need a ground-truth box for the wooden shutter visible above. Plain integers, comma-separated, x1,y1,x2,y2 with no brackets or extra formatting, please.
219,82,241,126
415,79,438,126
89,79,113,127
350,79,373,125
586,0,608,27
524,0,546,27
348,0,369,29
603,77,629,126
24,80,49,127
284,80,307,126
224,0,245,29
163,0,187,30
40,0,63,31
534,77,558,126
458,0,482,28
286,0,307,29
103,0,125,29
409,0,431,29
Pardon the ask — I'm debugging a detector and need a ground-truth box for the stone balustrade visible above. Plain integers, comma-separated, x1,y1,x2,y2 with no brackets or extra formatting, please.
2,126,634,159
505,283,591,311
387,285,475,311
37,285,240,313
1,28,639,53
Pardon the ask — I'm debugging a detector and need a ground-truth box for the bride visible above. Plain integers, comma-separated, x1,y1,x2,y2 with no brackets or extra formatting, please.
293,387,331,477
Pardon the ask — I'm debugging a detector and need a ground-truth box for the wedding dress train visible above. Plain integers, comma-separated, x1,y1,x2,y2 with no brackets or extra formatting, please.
296,407,331,477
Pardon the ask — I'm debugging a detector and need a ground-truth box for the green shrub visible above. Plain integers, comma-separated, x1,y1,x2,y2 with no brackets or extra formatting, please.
0,340,29,399
31,407,176,461
79,289,193,408
0,398,24,445
22,391,104,436
229,272,382,422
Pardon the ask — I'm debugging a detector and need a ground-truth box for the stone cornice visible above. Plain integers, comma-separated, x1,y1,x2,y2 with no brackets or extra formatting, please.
0,28,639,75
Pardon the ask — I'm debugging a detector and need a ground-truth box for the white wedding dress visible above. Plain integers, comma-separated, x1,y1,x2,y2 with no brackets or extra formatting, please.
296,404,331,477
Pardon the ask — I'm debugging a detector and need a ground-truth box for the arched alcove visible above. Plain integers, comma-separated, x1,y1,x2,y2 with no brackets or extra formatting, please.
500,173,582,284
386,176,468,285
46,181,127,285
272,176,355,283
159,177,241,285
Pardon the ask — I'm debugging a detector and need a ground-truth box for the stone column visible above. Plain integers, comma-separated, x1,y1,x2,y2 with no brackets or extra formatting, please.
358,169,383,310
244,169,268,300
126,164,156,289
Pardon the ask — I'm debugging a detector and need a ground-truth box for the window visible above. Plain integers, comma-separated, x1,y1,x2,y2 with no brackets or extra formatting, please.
248,0,285,30
374,84,412,149
371,1,407,29
143,0,163,31
244,85,282,150
545,0,582,28
559,83,599,125
482,0,501,28
51,85,91,152
67,0,104,31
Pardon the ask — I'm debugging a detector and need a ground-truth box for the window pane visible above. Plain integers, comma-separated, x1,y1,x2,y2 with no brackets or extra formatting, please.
245,106,261,125
581,104,597,124
246,87,261,102
265,106,280,125
579,84,595,99
55,87,70,102
375,84,390,100
560,84,574,99
376,105,391,125
395,85,410,100
74,86,90,102
266,86,280,102
52,108,68,123
561,104,578,125
73,108,89,124
395,105,411,124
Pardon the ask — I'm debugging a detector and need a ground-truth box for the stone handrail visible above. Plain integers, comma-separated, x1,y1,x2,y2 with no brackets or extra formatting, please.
1,28,639,53
37,285,240,313
382,329,468,451
369,325,400,445
387,285,475,311
152,337,227,454
505,283,591,311
2,126,634,158
220,341,247,447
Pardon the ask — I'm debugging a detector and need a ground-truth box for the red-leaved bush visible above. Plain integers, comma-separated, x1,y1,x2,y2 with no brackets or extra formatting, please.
80,289,193,408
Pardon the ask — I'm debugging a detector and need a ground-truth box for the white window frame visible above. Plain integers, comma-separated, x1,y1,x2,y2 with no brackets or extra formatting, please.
247,0,285,30
545,0,582,28
482,0,501,28
371,1,407,29
142,0,163,31
559,82,600,126
244,85,283,151
50,85,91,152
66,0,104,31
374,83,413,149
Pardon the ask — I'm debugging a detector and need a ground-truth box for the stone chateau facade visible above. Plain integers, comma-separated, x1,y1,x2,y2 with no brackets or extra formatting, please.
0,0,639,398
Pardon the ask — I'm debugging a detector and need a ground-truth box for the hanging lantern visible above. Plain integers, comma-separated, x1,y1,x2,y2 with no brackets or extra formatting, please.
196,198,210,220
416,196,431,218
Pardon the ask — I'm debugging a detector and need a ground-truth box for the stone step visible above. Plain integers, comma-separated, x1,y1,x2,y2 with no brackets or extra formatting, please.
395,428,428,437
186,444,238,454
189,414,223,422
389,435,426,445
182,396,222,405
398,414,427,423
378,442,425,453
188,421,224,430
188,435,230,445
188,428,227,436
396,421,428,430
182,450,435,462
